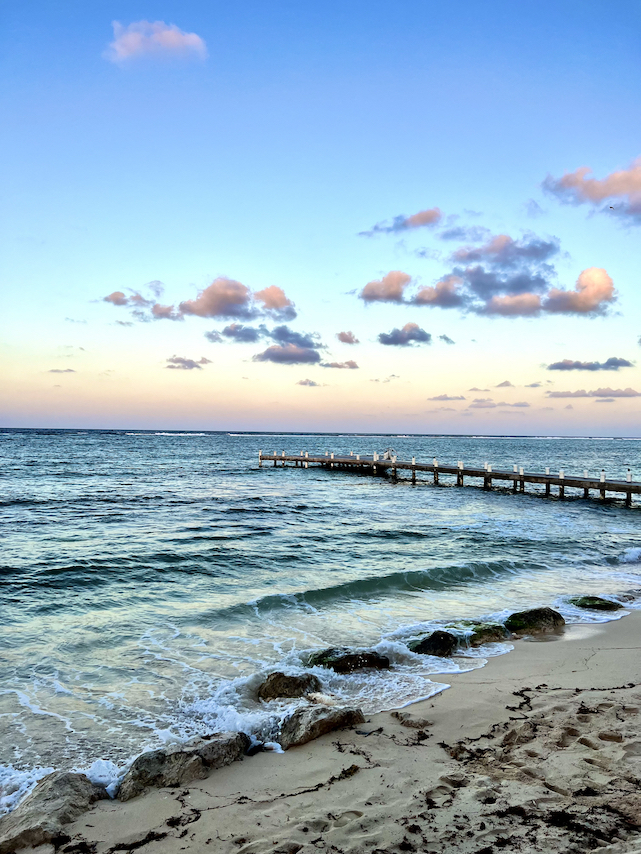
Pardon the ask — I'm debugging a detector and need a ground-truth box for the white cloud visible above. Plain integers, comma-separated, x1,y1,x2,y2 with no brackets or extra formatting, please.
105,20,207,64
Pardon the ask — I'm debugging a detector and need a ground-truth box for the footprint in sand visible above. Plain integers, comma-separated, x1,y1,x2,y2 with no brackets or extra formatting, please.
331,810,364,827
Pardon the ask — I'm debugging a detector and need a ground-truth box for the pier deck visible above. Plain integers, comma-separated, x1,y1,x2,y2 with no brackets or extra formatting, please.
259,451,640,506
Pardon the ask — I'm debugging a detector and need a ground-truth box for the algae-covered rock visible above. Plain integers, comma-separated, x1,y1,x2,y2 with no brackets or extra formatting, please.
257,672,322,701
0,772,108,854
504,607,565,635
306,647,390,673
117,731,250,801
407,630,458,657
279,706,365,749
568,596,622,612
467,623,509,646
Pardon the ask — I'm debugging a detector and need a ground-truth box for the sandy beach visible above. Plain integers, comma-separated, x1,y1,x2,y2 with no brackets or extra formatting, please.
14,609,638,854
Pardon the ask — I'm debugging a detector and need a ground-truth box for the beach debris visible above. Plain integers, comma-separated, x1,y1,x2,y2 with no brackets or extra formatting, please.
305,647,390,673
568,596,623,611
279,705,365,749
117,731,250,801
504,607,565,635
407,630,458,656
307,692,338,706
0,771,108,854
391,711,434,729
257,671,322,702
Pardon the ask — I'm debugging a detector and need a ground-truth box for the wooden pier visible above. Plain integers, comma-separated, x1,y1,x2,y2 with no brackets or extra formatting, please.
259,450,640,506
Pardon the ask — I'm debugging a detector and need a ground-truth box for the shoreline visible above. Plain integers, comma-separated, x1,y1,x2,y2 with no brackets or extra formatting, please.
28,609,641,854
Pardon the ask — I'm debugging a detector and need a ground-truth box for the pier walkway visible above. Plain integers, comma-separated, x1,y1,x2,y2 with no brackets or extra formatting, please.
259,450,640,506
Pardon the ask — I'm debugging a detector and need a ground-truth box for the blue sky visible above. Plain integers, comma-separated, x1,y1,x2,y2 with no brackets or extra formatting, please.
2,1,641,433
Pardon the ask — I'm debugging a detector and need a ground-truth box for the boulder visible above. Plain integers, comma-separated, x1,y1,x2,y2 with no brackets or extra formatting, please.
504,607,565,635
407,630,458,657
0,772,108,854
467,623,509,646
279,706,365,750
306,647,390,673
257,671,322,701
568,596,622,612
117,731,250,802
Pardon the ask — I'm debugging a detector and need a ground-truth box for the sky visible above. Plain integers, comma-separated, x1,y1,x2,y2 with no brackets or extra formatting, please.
2,0,641,434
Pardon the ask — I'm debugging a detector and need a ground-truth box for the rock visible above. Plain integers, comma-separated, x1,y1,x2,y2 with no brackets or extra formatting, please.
568,596,622,612
117,731,250,801
257,671,322,701
306,647,390,673
504,607,565,635
407,630,458,657
279,706,365,749
0,772,108,854
391,711,433,729
466,623,509,646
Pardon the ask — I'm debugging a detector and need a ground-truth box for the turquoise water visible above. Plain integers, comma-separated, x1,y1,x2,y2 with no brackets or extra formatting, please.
1,429,640,808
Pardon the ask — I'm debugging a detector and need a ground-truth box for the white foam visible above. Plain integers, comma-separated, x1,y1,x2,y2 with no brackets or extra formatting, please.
0,764,53,816
621,547,641,564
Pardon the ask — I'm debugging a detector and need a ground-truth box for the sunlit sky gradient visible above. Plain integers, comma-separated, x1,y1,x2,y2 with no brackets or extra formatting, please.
2,1,641,434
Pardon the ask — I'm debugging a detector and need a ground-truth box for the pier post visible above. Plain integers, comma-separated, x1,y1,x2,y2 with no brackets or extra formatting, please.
457,461,463,486
584,487,589,499
545,482,551,497
559,469,565,499
258,450,262,467
411,456,416,484
273,451,277,467
433,458,439,484
519,467,525,492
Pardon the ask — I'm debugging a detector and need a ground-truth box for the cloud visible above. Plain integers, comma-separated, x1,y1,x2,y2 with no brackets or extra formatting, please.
48,369,76,373
297,379,321,387
595,398,615,403
336,330,359,344
65,317,87,324
542,267,616,314
439,335,455,345
360,270,412,303
468,387,490,392
321,360,359,369
115,320,133,327
179,278,256,319
524,199,545,218
438,225,491,242
378,322,431,347
565,404,574,409
413,275,466,308
546,387,640,398
526,382,542,387
104,20,207,64
469,398,496,408
204,330,223,343
151,303,182,320
496,380,513,388
547,357,633,372
543,157,641,222
360,207,442,236
253,286,297,320
221,323,267,343
428,394,465,401
165,356,212,370
452,233,560,268
270,325,320,349
253,344,321,364
104,291,129,306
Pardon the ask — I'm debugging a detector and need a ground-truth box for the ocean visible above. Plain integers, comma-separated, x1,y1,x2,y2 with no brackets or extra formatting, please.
1,429,640,811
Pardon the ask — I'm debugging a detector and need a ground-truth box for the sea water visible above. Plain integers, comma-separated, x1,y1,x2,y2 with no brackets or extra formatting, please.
1,429,640,810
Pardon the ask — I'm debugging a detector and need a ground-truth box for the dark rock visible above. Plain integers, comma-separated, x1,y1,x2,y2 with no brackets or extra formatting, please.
117,731,250,802
0,772,108,854
407,630,458,657
568,596,622,612
257,671,322,702
306,647,390,673
504,607,565,635
279,706,365,750
467,623,509,646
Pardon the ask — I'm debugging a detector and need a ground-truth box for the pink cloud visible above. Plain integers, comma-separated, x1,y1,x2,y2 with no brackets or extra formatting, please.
336,331,359,344
543,267,615,315
403,208,442,228
104,291,129,306
253,285,296,318
482,292,542,316
544,158,641,208
413,275,465,308
151,303,181,320
179,277,254,319
360,271,412,302
321,360,359,369
105,20,207,64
